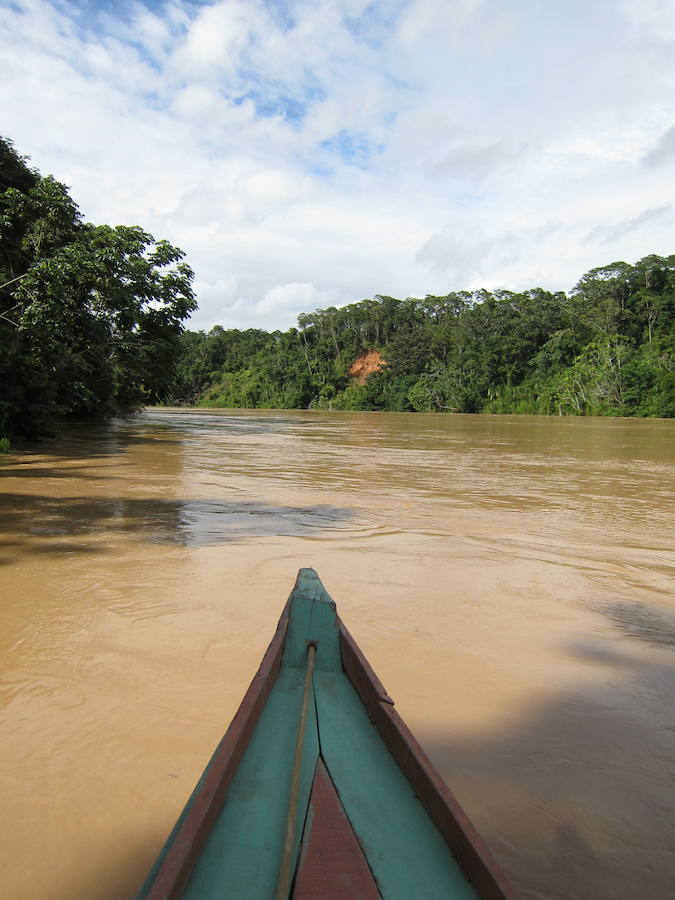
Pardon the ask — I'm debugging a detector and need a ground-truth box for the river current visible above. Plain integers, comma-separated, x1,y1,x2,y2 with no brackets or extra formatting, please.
1,408,674,899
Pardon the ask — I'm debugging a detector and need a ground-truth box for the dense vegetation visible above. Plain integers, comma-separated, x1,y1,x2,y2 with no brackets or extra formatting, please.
173,257,674,418
0,138,195,439
2,137,672,436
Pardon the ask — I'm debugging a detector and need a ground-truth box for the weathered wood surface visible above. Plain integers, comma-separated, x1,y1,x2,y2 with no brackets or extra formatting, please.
138,605,290,900
138,569,518,900
183,667,319,898
292,759,382,899
281,567,341,672
339,618,517,900
315,666,479,900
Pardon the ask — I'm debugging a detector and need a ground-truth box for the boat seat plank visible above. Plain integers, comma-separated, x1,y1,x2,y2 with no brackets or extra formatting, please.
182,668,319,899
314,670,480,900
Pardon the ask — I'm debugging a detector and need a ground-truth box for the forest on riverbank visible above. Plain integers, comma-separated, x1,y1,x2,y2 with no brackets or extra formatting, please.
173,256,674,418
2,135,673,443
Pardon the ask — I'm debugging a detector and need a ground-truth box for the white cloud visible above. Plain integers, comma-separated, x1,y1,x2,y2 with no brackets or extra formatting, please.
172,0,263,74
620,0,675,41
642,125,675,167
1,0,674,333
587,206,675,245
394,0,486,48
258,282,329,316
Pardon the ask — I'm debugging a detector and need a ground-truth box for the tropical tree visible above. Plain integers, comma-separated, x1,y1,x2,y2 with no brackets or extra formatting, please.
1,137,195,438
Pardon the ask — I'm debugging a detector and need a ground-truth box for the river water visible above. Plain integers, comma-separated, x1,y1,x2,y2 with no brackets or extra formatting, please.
1,408,674,900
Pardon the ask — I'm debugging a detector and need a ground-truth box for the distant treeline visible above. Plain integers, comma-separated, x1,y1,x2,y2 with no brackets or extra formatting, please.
172,256,674,417
2,133,673,440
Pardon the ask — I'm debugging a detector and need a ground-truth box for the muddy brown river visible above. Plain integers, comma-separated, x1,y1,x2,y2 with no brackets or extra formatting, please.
1,409,674,900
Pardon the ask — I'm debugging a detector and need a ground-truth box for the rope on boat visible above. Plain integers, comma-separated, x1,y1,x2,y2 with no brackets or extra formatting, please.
275,642,316,900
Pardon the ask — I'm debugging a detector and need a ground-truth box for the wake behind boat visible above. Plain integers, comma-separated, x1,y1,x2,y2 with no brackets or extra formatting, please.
138,568,516,899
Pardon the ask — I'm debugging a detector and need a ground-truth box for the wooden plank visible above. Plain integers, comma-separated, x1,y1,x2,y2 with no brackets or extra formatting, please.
283,568,341,672
138,605,290,900
292,759,382,899
337,618,394,713
139,570,340,900
315,669,480,900
339,621,518,900
182,667,319,899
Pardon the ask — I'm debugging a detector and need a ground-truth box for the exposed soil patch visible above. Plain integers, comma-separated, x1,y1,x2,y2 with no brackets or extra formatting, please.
348,350,386,383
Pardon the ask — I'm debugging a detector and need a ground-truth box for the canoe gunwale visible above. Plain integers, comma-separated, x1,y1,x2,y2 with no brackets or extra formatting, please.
144,602,291,900
140,574,519,900
338,617,518,900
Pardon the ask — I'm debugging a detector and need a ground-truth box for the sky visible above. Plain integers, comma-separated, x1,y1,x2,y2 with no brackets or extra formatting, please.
2,0,675,331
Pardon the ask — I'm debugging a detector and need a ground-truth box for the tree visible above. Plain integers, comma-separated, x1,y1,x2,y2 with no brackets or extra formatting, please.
167,253,672,418
0,137,195,438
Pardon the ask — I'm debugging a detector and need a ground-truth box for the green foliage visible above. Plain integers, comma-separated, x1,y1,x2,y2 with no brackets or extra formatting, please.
171,254,673,419
0,437,11,453
554,336,631,415
3,139,672,427
1,137,195,437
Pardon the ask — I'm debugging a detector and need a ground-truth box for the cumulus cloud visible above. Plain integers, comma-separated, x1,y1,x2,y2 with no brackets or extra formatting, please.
417,227,519,282
416,221,569,289
620,0,675,41
257,283,330,322
587,206,674,245
427,140,524,181
642,125,675,167
1,0,674,331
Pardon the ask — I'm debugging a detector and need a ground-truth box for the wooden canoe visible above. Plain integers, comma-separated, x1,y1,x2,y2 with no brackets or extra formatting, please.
137,568,517,899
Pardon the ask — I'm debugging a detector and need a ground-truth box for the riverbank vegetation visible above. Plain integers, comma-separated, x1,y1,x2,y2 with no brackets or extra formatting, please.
0,138,195,440
172,255,674,418
2,137,672,440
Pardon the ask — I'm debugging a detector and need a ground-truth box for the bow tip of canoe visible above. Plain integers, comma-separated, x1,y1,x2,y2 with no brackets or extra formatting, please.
292,568,332,601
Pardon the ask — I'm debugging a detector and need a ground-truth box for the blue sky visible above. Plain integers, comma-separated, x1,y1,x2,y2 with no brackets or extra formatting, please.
2,0,674,330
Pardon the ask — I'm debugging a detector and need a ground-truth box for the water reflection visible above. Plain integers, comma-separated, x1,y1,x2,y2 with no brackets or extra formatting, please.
599,601,675,648
0,493,355,552
140,409,301,437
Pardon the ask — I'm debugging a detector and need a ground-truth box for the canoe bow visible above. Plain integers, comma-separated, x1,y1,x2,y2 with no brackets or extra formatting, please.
138,568,517,900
